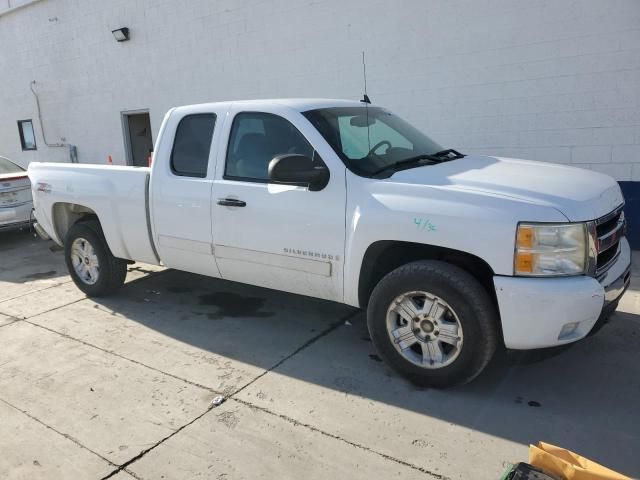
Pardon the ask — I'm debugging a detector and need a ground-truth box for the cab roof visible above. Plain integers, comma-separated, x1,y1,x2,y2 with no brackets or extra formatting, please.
175,98,367,113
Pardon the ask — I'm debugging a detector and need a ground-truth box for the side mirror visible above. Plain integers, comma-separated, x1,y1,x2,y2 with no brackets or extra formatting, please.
268,154,330,192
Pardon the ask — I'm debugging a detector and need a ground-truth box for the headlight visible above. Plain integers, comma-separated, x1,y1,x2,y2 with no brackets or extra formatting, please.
514,223,587,276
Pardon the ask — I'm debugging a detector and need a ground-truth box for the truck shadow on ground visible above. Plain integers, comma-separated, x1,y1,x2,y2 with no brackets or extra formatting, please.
0,230,67,285
90,267,640,476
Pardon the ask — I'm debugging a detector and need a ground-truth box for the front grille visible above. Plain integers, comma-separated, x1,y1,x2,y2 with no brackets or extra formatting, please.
592,205,625,279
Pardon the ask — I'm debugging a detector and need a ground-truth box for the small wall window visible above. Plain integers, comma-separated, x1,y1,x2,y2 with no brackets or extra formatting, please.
170,114,216,178
17,120,37,151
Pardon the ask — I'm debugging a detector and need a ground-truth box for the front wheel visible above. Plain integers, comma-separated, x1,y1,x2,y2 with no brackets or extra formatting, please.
367,260,498,388
64,220,127,297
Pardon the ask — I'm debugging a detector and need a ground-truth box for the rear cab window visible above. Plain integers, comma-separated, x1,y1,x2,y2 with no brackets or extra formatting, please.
171,114,216,178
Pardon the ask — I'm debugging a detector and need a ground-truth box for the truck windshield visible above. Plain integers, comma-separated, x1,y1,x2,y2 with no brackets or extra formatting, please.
0,156,25,174
303,106,451,177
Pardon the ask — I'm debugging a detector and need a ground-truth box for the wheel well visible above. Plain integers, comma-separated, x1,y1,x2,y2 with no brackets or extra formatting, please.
52,202,98,244
358,241,497,309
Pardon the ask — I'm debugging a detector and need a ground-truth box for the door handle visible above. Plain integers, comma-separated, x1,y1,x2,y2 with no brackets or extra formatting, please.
217,198,246,207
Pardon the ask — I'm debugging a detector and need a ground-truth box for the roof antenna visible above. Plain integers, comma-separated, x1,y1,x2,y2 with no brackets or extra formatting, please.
360,51,371,104
360,51,372,154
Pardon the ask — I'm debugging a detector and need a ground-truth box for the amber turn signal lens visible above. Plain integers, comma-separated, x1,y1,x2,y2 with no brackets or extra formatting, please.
515,252,533,273
516,226,534,248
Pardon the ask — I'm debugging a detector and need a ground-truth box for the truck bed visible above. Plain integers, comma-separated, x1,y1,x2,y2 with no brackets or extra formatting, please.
28,163,159,265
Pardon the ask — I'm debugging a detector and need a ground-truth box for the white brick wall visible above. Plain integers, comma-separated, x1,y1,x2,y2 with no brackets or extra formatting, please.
0,0,639,180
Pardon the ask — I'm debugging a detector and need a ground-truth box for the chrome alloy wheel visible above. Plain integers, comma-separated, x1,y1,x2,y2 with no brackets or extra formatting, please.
385,291,464,369
71,237,100,285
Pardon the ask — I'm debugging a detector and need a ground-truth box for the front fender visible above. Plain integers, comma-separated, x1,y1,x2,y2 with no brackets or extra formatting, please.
343,173,567,307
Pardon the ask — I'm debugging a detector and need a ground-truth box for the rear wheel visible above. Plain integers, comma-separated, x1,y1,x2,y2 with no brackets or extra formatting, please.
64,220,127,297
367,260,498,388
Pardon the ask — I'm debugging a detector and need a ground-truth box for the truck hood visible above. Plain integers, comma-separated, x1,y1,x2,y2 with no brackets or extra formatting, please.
388,155,623,221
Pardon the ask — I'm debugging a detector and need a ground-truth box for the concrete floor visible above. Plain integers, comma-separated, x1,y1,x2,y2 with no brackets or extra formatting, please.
0,229,638,480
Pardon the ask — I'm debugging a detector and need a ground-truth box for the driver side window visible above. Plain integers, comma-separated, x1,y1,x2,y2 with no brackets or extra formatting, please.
225,112,314,182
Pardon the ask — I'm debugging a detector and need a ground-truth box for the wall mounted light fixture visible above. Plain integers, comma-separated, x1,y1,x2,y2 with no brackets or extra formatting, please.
111,27,130,42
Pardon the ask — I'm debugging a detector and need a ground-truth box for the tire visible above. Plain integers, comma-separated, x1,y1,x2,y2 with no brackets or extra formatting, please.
367,260,498,388
64,220,127,297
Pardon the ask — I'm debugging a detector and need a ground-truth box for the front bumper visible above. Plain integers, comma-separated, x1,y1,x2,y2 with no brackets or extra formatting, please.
494,237,631,349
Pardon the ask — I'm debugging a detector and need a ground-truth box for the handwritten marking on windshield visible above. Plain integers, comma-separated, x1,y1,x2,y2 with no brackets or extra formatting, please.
414,218,437,232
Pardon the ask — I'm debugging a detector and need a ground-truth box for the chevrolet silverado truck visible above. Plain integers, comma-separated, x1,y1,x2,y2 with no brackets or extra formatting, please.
28,99,631,387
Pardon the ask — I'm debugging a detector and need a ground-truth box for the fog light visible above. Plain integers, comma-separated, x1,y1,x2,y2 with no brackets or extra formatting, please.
558,322,579,340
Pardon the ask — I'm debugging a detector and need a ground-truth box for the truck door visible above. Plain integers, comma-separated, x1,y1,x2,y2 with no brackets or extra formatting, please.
211,105,346,302
149,105,228,277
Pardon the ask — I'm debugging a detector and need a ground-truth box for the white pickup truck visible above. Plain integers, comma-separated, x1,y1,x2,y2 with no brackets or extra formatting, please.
29,99,631,387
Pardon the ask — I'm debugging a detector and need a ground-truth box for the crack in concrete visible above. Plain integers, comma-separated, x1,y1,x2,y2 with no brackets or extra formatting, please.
97,310,362,479
14,297,86,320
0,315,20,328
229,310,360,397
231,396,448,479
7,275,442,478
0,279,73,305
0,396,118,471
0,266,165,319
98,404,213,480
221,308,447,479
122,468,144,480
21,290,357,398
24,319,221,394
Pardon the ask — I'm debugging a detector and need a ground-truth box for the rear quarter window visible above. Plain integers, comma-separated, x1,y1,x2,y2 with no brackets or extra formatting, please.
170,114,216,178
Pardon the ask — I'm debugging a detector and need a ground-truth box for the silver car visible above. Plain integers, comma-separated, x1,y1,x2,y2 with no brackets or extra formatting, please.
0,156,33,231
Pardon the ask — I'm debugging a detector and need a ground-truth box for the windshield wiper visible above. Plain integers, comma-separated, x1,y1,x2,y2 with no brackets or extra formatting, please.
369,154,440,176
369,149,465,177
431,148,465,160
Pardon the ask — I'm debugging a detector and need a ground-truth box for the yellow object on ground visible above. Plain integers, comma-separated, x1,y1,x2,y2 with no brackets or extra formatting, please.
529,442,631,480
